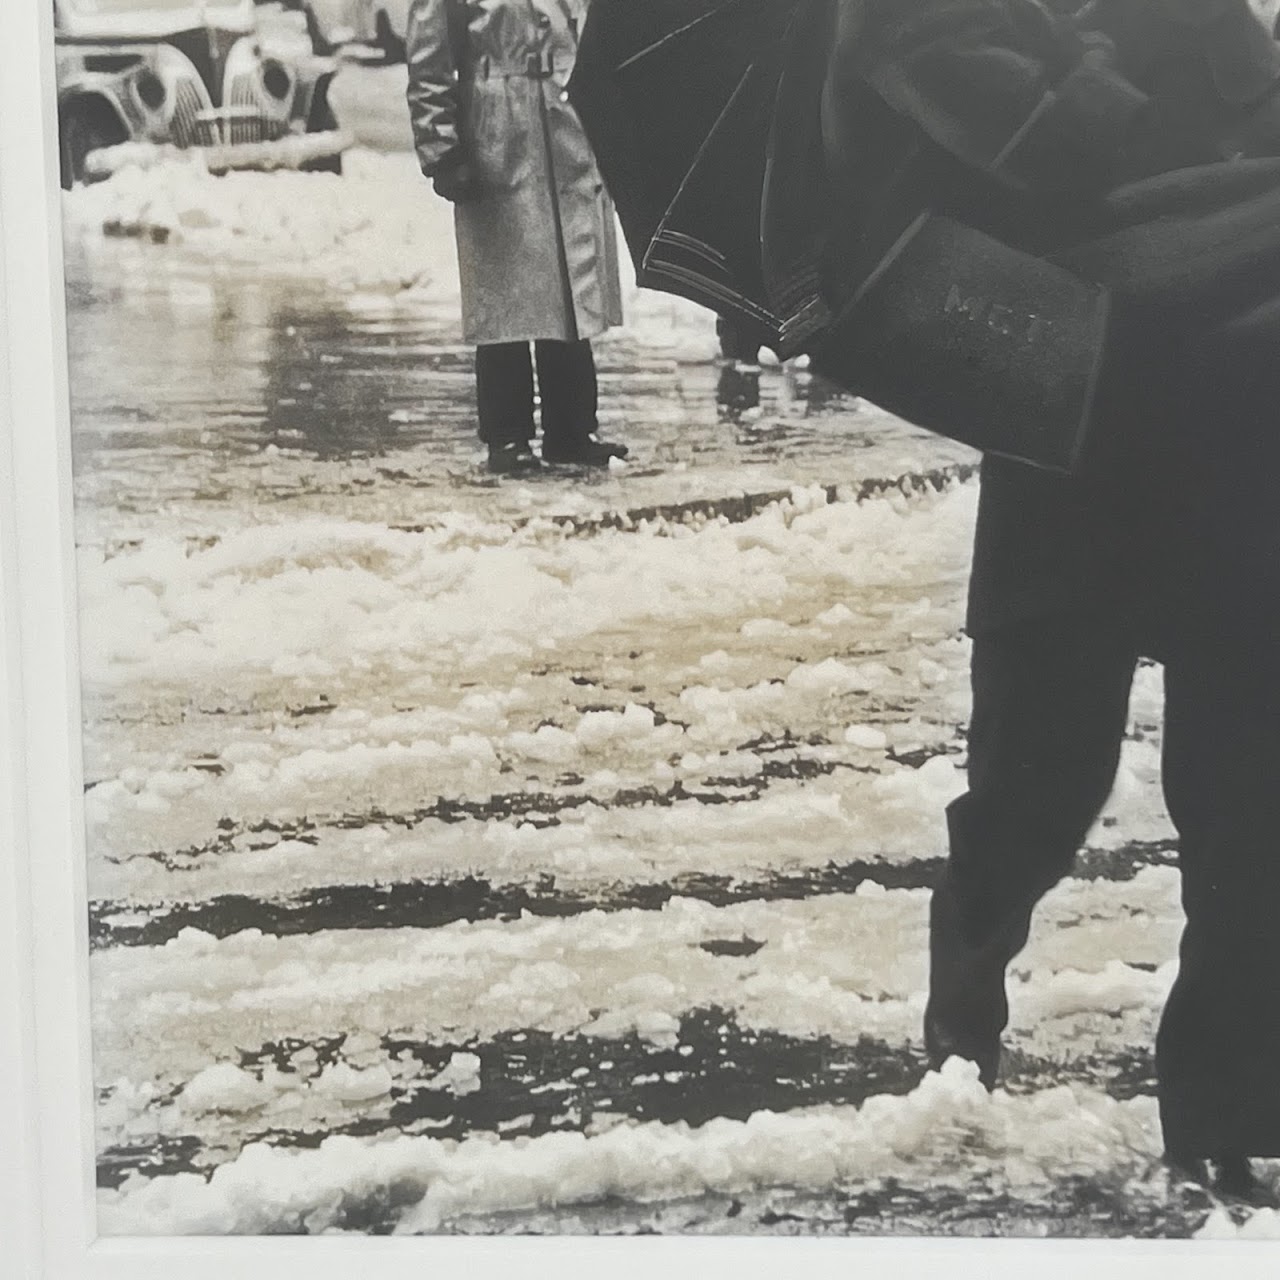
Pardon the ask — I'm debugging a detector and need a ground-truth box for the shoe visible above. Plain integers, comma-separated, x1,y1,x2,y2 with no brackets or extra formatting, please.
1163,1148,1211,1190
1164,1149,1276,1207
487,441,542,476
922,877,1018,1092
1212,1155,1260,1201
541,434,629,466
923,1005,1001,1090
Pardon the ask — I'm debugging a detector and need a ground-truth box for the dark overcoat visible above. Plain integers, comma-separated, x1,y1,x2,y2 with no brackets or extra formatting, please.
792,0,1280,649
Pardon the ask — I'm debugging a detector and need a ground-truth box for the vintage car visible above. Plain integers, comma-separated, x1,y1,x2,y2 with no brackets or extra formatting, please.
291,0,410,62
54,0,347,187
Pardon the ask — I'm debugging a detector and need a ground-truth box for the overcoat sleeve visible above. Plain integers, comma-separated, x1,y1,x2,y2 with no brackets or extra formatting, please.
406,0,465,176
848,0,1155,192
1083,0,1280,159
1086,0,1280,107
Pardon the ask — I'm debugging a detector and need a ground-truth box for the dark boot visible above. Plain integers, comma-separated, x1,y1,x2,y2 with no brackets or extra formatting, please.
1164,1149,1275,1208
925,624,1135,1092
923,874,1027,1090
1157,639,1280,1170
486,441,543,476
1162,1149,1211,1191
535,340,629,465
1211,1155,1264,1204
541,433,629,466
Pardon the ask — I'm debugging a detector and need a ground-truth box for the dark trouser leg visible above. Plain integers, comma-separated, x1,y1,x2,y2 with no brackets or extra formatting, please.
474,342,535,446
929,616,1138,1083
716,316,764,363
1158,635,1280,1157
534,339,597,450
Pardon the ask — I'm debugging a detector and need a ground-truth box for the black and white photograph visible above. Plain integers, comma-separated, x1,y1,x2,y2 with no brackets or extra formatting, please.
11,0,1280,1254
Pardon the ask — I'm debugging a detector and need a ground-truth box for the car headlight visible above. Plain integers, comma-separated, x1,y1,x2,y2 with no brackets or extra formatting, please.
132,68,167,114
224,38,294,124
260,59,292,104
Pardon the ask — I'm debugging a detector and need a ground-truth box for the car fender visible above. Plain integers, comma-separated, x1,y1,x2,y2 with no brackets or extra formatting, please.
146,43,215,145
57,76,138,141
288,54,341,130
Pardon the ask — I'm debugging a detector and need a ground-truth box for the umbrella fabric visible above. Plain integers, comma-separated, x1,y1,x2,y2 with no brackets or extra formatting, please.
570,0,805,343
572,0,1115,472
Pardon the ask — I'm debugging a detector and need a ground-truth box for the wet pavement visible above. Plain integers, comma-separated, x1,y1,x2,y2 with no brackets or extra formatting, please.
64,233,974,549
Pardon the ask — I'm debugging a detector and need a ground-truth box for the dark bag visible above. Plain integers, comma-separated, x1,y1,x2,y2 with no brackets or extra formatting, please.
809,213,1112,474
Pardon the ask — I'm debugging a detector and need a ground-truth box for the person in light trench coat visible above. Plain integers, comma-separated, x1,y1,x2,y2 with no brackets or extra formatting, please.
406,0,627,474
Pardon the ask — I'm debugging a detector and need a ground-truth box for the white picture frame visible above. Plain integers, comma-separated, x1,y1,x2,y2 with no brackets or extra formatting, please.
3,1,1279,1275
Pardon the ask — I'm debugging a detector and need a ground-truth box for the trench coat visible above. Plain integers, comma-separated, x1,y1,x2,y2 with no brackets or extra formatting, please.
781,0,1280,646
405,0,623,345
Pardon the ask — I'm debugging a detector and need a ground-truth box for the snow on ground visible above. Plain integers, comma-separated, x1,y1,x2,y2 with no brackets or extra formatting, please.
62,148,718,359
61,123,1273,1239
89,870,1181,1082
97,1059,1167,1235
77,484,971,688
76,485,977,876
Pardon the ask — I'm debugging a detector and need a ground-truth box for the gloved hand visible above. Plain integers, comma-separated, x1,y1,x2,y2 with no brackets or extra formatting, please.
431,158,480,203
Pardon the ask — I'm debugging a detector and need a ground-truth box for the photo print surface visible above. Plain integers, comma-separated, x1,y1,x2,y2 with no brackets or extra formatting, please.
56,0,1280,1239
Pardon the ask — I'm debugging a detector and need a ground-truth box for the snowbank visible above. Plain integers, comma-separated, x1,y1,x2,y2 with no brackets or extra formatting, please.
96,1059,1164,1234
78,487,975,689
62,149,716,355
64,151,448,295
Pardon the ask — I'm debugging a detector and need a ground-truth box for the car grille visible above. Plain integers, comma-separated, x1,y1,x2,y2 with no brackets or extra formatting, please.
191,108,273,146
169,77,208,148
227,72,290,141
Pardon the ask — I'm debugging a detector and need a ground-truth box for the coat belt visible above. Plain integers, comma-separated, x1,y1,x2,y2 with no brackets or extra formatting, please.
468,51,573,80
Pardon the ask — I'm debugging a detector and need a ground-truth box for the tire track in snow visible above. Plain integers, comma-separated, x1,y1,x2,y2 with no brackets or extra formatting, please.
97,1055,1212,1237
87,873,1182,1115
90,840,1178,950
112,748,872,871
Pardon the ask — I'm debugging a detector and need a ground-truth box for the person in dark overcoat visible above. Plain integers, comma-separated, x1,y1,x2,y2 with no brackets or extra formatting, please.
406,0,628,474
779,0,1280,1196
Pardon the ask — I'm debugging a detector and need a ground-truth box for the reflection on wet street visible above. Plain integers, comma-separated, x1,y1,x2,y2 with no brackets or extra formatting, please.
65,235,972,545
